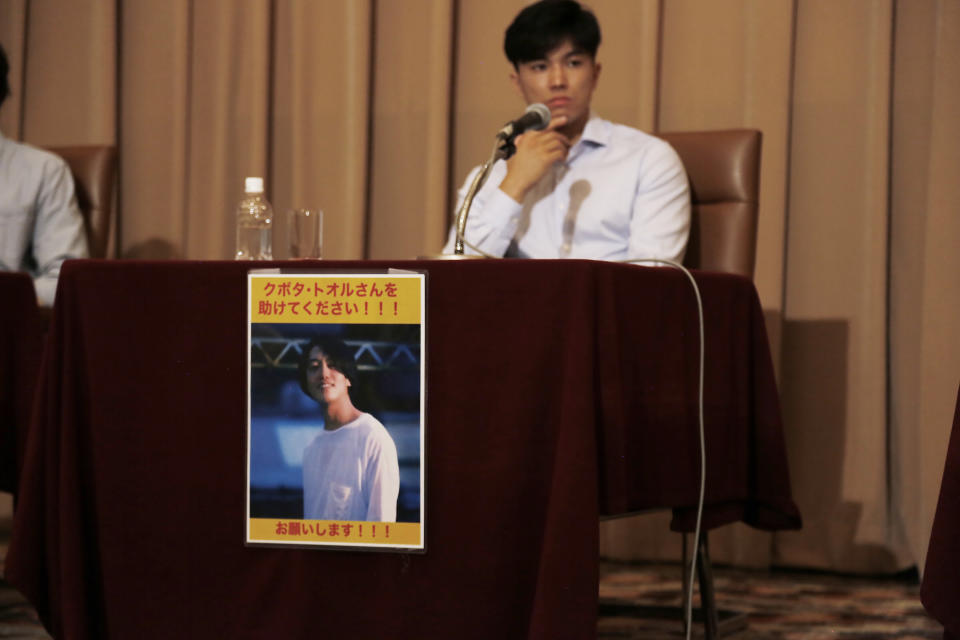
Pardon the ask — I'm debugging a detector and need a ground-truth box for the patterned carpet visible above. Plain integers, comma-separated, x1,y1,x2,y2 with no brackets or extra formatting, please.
0,588,49,639
0,514,51,639
0,533,944,639
599,561,943,639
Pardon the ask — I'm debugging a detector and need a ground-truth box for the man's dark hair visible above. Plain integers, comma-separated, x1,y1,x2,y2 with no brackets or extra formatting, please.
0,42,10,110
297,337,358,399
503,0,601,68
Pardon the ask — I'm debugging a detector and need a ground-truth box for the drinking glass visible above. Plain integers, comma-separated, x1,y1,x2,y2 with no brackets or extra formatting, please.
286,208,323,259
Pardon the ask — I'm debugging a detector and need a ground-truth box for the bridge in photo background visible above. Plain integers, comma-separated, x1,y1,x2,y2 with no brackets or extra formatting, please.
251,337,420,371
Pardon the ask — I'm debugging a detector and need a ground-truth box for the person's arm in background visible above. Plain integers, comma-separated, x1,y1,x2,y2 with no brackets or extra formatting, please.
442,116,570,256
31,156,88,306
627,139,691,264
441,163,522,257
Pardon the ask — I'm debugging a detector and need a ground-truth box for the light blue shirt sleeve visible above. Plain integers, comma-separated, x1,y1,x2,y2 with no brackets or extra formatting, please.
0,134,89,306
31,158,89,305
442,162,524,257
627,139,691,264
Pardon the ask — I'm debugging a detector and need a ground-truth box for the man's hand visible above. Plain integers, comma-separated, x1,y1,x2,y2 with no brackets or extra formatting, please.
499,115,570,203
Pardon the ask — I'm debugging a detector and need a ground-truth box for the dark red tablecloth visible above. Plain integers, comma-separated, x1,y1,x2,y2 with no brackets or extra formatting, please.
0,272,42,495
6,259,800,639
922,384,960,640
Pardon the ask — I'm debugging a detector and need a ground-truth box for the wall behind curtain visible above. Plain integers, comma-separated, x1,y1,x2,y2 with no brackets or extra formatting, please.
2,0,957,574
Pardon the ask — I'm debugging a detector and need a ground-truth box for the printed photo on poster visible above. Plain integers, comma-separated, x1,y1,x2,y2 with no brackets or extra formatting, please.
245,273,425,551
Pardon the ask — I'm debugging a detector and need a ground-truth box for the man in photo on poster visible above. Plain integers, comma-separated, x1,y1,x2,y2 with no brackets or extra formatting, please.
297,337,400,522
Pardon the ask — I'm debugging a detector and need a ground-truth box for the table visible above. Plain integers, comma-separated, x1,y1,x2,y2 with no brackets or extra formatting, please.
0,272,42,495
5,259,800,639
922,384,960,640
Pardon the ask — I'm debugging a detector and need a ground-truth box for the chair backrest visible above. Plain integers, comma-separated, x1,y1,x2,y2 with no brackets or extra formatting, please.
45,145,117,259
657,130,761,279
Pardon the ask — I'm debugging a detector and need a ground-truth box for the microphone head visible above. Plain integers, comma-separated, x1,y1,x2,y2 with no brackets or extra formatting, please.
496,102,553,144
525,103,551,131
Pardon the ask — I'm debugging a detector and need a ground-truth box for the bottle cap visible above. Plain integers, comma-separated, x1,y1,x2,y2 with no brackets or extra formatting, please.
244,177,264,194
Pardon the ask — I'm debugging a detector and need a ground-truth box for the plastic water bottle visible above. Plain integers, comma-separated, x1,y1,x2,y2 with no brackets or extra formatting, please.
234,177,274,260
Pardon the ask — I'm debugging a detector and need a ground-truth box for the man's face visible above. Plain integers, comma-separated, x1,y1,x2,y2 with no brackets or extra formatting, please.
306,347,351,405
510,40,600,135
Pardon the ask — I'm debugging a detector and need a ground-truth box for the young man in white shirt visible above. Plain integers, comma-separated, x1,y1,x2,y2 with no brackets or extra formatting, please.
298,337,400,522
444,0,690,262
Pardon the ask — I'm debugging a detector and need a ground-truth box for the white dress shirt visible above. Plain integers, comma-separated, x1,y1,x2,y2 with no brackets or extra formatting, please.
443,115,690,262
0,132,88,306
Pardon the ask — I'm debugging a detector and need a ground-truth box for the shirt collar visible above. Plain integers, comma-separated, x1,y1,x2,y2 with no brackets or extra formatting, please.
565,114,606,165
578,113,609,148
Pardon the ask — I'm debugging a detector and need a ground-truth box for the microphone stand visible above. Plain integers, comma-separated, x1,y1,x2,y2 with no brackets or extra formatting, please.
424,136,511,260
452,137,511,255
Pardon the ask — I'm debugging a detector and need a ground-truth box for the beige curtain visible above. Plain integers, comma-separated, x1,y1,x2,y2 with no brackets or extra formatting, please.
2,0,957,574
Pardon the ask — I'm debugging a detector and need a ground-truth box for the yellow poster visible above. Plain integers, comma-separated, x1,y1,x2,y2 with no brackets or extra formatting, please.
245,272,425,551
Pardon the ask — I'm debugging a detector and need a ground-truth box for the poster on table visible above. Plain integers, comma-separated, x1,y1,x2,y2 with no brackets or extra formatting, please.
245,271,425,551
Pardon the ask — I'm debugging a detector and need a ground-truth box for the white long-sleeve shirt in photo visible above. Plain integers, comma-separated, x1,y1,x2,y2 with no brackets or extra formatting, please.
302,412,400,522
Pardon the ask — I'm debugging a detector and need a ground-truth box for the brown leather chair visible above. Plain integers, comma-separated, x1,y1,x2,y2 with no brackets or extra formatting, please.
46,145,118,259
658,129,761,280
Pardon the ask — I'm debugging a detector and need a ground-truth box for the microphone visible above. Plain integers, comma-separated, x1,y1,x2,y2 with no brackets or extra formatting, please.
497,103,551,141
